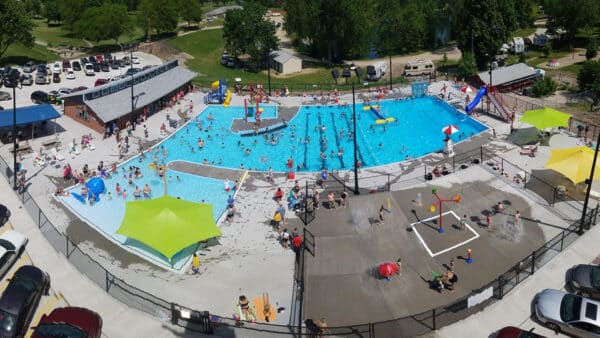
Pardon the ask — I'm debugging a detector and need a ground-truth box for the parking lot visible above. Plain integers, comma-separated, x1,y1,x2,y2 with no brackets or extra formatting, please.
0,52,164,109
0,223,72,338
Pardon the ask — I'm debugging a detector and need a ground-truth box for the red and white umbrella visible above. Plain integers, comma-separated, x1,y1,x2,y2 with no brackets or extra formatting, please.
460,85,473,93
442,125,459,135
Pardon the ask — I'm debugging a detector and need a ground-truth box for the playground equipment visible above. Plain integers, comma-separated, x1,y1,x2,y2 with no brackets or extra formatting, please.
465,85,486,113
244,98,263,126
429,187,461,233
363,104,396,124
204,79,230,106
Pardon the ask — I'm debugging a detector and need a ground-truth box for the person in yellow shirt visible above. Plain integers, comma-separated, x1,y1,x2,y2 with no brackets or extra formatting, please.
192,253,200,274
273,210,282,232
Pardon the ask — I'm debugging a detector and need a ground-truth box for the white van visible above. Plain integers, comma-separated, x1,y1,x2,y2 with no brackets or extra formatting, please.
403,60,435,76
84,63,95,76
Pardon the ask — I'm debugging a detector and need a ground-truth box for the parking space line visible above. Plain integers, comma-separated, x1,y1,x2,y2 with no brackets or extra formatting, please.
26,292,59,338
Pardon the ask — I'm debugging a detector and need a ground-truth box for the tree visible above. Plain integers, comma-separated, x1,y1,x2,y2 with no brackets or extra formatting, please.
74,3,133,43
544,0,600,48
585,39,598,60
178,0,203,27
541,42,552,58
58,0,96,29
137,0,178,36
457,52,477,79
223,2,278,67
577,60,600,95
0,0,34,60
454,0,510,69
532,76,557,97
42,0,61,24
23,0,42,17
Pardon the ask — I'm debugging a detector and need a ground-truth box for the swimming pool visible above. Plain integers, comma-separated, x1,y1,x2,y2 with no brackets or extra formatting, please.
182,96,487,172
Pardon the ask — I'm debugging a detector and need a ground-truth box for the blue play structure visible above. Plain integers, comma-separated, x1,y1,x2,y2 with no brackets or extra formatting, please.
465,86,487,113
71,178,106,204
204,79,228,104
370,106,385,120
411,81,428,97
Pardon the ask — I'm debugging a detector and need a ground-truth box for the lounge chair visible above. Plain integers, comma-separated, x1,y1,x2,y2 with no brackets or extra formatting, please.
32,152,46,166
68,142,81,155
88,143,95,151
51,147,65,161
519,144,538,156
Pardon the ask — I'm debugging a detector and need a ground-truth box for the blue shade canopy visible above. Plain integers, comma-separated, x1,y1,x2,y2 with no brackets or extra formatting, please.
0,104,60,128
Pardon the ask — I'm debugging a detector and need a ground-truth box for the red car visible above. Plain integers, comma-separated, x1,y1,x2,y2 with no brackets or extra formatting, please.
95,55,104,64
31,307,102,338
496,326,546,338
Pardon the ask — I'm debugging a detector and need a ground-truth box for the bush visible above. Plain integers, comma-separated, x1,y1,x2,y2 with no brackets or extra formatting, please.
532,76,557,97
541,43,552,58
518,53,526,63
586,39,598,60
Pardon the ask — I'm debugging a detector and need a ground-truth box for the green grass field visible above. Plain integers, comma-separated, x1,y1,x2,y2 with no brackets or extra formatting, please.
1,42,59,65
511,27,536,38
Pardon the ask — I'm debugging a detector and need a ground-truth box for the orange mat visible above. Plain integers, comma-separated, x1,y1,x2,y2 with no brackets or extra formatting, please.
253,295,276,322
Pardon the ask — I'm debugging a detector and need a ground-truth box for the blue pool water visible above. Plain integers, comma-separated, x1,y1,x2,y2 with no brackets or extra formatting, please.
180,96,486,172
58,96,486,270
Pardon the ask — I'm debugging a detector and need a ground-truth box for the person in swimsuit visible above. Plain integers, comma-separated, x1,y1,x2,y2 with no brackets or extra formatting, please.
238,295,255,322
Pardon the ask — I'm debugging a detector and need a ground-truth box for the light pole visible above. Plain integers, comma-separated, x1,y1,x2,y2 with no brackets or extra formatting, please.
10,72,21,190
579,131,600,234
351,82,359,195
389,53,392,91
267,49,271,97
130,49,134,124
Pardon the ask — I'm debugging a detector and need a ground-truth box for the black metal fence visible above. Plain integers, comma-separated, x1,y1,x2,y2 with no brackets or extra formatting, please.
2,140,599,337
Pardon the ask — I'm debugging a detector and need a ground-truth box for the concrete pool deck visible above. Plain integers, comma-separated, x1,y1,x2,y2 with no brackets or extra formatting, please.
1,80,598,337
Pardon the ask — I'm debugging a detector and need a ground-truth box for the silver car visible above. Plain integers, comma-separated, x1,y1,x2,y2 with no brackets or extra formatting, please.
534,289,600,337
0,230,28,279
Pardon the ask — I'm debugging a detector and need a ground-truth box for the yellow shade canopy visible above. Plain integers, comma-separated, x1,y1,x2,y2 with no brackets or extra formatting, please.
544,146,600,184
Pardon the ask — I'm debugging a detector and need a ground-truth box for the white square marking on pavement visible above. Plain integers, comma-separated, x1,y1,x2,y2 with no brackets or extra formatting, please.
410,210,480,257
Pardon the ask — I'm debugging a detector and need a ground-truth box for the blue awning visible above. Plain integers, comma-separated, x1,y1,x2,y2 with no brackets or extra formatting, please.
0,104,61,128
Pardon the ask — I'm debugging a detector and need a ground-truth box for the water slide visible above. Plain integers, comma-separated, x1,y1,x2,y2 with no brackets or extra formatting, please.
465,85,487,113
370,106,386,120
223,89,232,107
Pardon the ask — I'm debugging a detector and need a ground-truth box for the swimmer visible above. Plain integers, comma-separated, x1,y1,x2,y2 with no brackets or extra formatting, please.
245,148,251,155
203,158,209,164
379,143,383,148
177,176,181,182
221,142,225,148
143,184,151,197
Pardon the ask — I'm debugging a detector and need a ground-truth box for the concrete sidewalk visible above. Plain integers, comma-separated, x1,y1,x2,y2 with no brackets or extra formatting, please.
427,221,600,338
0,175,197,338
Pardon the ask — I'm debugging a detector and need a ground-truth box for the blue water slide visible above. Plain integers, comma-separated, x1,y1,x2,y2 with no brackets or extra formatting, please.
465,86,487,113
370,106,385,120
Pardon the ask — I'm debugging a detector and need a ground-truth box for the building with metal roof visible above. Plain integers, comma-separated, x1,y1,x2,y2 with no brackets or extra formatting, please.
62,60,196,134
477,63,538,92
269,50,302,75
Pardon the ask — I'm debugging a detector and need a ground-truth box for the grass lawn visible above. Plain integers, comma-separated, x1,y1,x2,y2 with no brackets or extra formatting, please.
511,27,536,38
168,29,403,93
560,62,584,75
1,42,59,66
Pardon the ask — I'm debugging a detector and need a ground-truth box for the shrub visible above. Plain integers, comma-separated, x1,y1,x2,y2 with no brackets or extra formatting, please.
532,76,557,97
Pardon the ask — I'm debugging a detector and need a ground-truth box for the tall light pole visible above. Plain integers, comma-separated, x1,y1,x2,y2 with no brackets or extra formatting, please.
352,82,359,195
11,72,20,190
389,53,392,91
130,49,134,124
579,131,600,234
267,49,271,97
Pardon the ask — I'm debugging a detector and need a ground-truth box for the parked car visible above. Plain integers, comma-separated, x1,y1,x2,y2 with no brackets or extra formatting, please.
31,307,102,338
30,91,50,104
93,63,101,72
62,59,71,72
95,55,104,64
122,56,130,66
52,62,61,74
125,68,141,76
103,52,112,61
100,62,110,72
22,61,36,73
568,264,600,300
0,230,28,279
0,265,50,338
131,55,140,64
65,70,75,80
71,86,88,93
94,78,108,87
84,64,95,76
110,60,119,70
35,74,46,85
72,61,81,71
36,64,46,75
118,59,126,68
52,73,60,83
20,74,33,86
534,289,600,337
142,65,153,70
0,204,9,227
88,56,96,64
57,88,72,96
79,57,88,66
496,326,546,338
3,69,20,88
0,91,11,101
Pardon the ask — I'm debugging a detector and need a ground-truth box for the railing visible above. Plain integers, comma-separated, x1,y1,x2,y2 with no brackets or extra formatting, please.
2,141,599,336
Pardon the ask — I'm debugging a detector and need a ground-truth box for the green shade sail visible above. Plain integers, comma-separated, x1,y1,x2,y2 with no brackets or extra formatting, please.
544,146,600,184
519,107,571,130
117,196,221,259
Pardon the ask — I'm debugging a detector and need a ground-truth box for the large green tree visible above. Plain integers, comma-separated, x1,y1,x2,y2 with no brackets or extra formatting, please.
223,1,278,67
137,0,178,36
58,0,103,30
0,0,35,60
284,0,374,63
577,60,600,95
544,0,600,48
74,3,133,43
178,0,203,27
42,0,61,24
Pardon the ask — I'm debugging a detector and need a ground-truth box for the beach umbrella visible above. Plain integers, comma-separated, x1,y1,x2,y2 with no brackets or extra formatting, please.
544,146,600,184
117,196,221,260
460,85,473,93
378,262,398,278
520,107,571,130
442,125,459,135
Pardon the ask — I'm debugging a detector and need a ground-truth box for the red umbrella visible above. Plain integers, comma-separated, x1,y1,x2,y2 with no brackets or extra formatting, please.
442,125,459,135
378,262,398,278
460,85,473,93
